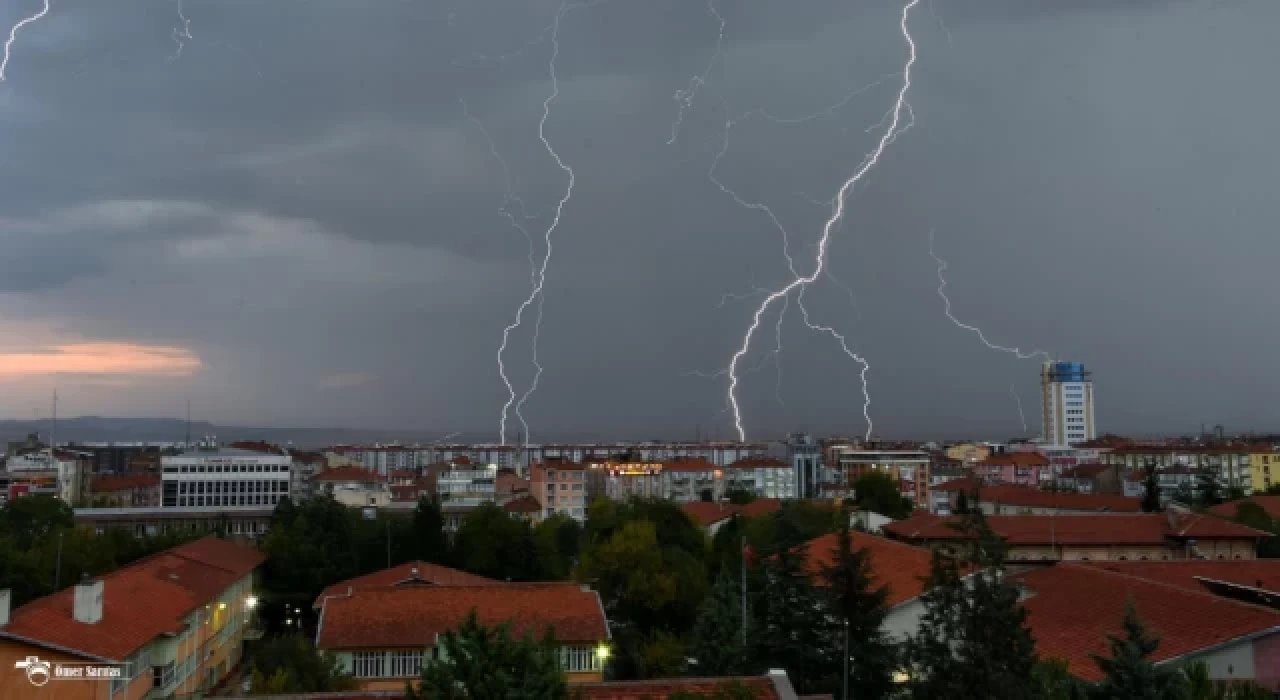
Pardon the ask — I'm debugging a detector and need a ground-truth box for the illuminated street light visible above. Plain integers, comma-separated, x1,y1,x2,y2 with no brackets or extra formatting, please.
245,595,259,609
595,644,610,662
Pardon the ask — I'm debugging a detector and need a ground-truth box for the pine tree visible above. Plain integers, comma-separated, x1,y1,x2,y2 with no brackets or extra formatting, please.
819,513,897,700
753,546,841,696
1140,462,1162,513
903,509,1039,699
406,610,567,700
689,570,748,676
1195,468,1223,508
1091,602,1187,700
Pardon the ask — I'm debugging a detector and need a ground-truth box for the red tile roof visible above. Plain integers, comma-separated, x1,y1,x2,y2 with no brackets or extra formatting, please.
230,440,286,455
1015,564,1280,680
90,473,161,492
1,536,264,661
736,498,783,519
681,501,738,527
662,458,720,473
1061,463,1111,479
315,466,386,483
316,584,608,650
496,473,530,494
800,532,935,607
316,561,499,605
1208,495,1280,520
933,477,982,493
1077,560,1280,594
576,677,780,700
882,514,1270,547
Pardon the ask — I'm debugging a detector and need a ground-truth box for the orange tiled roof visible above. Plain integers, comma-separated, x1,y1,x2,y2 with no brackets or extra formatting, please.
726,457,788,469
932,477,983,493
1015,564,1280,680
316,584,608,650
496,473,530,493
1077,559,1280,594
882,514,1270,546
316,561,499,605
800,532,934,607
662,458,720,473
736,498,783,519
1208,495,1280,520
314,466,386,482
90,473,161,492
680,501,738,527
0,536,264,661
230,440,286,455
577,677,780,700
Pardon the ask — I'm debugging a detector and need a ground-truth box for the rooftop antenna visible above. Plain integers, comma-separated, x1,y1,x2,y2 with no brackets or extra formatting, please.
185,400,192,449
50,389,57,456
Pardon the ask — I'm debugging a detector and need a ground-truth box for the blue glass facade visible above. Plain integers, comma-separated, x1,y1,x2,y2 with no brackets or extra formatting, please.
1047,362,1088,382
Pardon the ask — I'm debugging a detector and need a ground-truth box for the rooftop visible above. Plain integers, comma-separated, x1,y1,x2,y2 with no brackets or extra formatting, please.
1077,559,1280,595
799,532,935,607
315,561,499,607
89,473,162,492
882,513,1270,547
316,583,608,650
0,536,264,661
1015,564,1280,681
1208,495,1280,521
951,483,1141,513
315,466,387,483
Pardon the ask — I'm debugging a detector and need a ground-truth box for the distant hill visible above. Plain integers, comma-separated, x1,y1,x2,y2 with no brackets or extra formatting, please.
0,416,461,449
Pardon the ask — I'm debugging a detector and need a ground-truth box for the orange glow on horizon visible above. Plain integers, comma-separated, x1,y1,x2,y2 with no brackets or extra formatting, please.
0,342,202,379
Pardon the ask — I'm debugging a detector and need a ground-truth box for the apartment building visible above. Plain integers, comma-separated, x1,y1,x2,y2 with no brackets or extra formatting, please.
943,442,990,465
531,461,601,521
3,449,92,505
723,457,796,499
971,452,1050,488
88,474,162,507
74,505,276,540
828,448,930,508
160,442,292,508
315,584,610,689
929,480,1141,516
0,536,264,699
1040,361,1097,445
436,462,498,508
1101,446,1255,494
314,467,390,508
1249,447,1280,494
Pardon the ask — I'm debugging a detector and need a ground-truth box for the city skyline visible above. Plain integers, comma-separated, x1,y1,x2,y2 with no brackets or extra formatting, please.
1,0,1278,440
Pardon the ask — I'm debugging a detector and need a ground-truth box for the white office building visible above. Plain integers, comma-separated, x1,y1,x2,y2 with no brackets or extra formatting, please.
1041,362,1097,446
161,440,292,508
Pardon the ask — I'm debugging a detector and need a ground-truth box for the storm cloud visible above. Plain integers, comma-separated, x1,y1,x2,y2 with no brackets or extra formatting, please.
1,0,1277,441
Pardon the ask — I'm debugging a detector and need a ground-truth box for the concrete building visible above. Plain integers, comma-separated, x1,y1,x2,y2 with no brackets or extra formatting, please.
2,449,92,505
74,505,276,539
1040,361,1097,446
316,584,609,689
88,474,162,507
160,441,292,508
0,536,264,699
531,461,601,522
314,467,390,508
436,462,498,508
828,447,930,509
1105,447,1255,496
1249,447,1280,494
723,457,796,499
787,433,824,500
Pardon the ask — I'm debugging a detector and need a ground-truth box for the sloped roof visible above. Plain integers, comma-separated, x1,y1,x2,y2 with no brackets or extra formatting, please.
800,532,935,607
90,473,161,492
315,561,499,606
314,466,386,483
577,677,781,700
882,514,1269,546
1077,559,1280,595
1015,564,1280,680
1,536,264,661
1208,495,1280,520
316,584,608,650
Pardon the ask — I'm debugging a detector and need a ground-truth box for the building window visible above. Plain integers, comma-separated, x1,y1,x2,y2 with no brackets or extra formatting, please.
560,646,597,672
352,651,385,677
154,662,176,688
390,650,424,677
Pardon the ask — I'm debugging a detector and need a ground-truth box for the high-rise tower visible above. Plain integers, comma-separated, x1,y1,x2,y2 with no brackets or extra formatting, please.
1041,362,1096,446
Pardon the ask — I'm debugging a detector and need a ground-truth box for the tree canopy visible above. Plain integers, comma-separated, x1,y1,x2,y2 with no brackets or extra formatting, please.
406,610,567,700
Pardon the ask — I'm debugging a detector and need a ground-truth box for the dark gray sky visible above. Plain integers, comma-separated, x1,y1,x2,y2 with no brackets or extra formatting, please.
1,0,1277,442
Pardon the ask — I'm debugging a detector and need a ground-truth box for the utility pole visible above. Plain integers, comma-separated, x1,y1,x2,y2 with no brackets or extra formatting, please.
54,531,64,590
386,519,392,568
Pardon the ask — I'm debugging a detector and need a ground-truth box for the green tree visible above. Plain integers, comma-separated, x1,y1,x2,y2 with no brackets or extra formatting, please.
1033,659,1090,700
668,679,762,700
903,509,1039,699
1090,602,1187,699
0,495,73,549
406,610,567,700
453,503,540,581
954,489,971,515
688,570,748,676
534,514,582,580
1195,469,1223,508
852,471,914,519
753,546,840,696
819,514,896,700
1230,502,1280,558
726,489,756,505
1140,462,1162,513
246,634,358,693
410,496,451,564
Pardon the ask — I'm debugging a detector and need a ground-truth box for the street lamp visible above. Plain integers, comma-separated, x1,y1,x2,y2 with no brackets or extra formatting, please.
245,595,259,610
594,644,611,664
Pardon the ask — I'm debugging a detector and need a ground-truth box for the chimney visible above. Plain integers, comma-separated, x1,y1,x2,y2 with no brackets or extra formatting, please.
0,589,10,627
73,574,104,625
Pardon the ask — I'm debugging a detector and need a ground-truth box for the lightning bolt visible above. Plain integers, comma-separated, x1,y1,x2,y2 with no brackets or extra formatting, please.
1010,382,1028,434
929,228,1051,362
0,0,50,82
721,0,921,442
169,0,192,62
496,1,574,446
668,0,726,146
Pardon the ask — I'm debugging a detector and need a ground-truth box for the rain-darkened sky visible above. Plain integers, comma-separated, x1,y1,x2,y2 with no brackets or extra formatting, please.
1,0,1277,442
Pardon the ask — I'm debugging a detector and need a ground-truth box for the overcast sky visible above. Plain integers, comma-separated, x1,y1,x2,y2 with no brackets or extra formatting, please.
1,0,1277,443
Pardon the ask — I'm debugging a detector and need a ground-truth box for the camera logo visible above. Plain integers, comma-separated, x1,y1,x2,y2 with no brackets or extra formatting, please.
15,656,52,686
